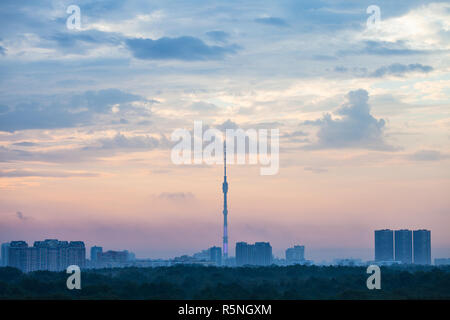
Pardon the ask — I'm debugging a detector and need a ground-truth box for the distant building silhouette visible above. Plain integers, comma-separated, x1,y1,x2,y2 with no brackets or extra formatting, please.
209,246,222,266
254,242,272,265
235,242,272,266
170,248,222,267
8,241,28,272
90,246,103,263
192,249,210,261
96,250,128,267
285,245,305,264
127,251,136,261
236,242,250,266
6,239,85,272
435,258,450,266
1,243,10,267
413,229,431,265
375,229,394,261
333,258,364,266
395,229,412,264
172,253,215,266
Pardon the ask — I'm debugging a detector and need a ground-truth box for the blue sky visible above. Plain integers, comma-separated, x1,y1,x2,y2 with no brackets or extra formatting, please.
0,0,449,261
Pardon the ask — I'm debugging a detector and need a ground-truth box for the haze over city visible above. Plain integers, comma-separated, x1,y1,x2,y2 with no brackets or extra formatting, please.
0,0,449,262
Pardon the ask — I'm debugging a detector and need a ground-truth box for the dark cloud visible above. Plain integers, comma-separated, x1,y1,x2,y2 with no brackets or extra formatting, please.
205,31,230,43
282,130,308,138
125,36,238,61
369,63,433,77
0,146,32,162
0,89,146,132
333,66,368,75
12,142,37,147
334,66,349,73
302,89,396,150
44,30,122,53
0,102,86,132
68,89,142,113
16,211,28,220
255,17,289,27
357,40,424,56
408,150,448,161
216,119,239,131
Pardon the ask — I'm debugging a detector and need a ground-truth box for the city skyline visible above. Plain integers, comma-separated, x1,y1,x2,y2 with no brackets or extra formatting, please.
1,227,440,266
0,1,449,262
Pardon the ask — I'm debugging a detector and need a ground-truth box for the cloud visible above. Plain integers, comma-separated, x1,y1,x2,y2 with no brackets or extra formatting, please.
369,63,433,77
408,150,449,161
333,66,368,74
0,101,88,132
44,30,122,53
0,45,6,55
12,142,37,147
189,101,218,113
282,131,308,138
125,36,238,61
216,119,239,131
340,40,424,56
0,89,146,132
359,40,424,56
304,167,328,173
245,121,283,130
333,63,433,78
205,31,230,43
302,89,396,150
68,89,143,113
16,211,28,220
91,133,169,150
360,2,450,52
255,17,289,27
158,192,195,202
282,131,309,144
0,169,98,178
0,133,170,164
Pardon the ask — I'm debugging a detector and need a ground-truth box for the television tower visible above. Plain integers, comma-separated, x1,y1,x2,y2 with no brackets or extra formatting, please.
222,139,229,260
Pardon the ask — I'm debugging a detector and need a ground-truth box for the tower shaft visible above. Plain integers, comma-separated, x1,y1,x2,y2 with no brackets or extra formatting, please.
222,139,228,259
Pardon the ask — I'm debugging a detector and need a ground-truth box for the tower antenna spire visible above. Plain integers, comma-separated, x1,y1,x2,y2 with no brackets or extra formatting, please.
222,136,229,261
224,139,227,177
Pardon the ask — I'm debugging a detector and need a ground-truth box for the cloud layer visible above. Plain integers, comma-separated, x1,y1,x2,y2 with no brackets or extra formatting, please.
0,89,147,132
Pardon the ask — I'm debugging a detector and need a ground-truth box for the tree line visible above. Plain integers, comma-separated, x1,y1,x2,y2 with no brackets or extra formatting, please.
0,264,449,299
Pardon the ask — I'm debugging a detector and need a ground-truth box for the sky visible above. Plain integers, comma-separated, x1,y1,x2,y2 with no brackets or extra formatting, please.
0,0,449,262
